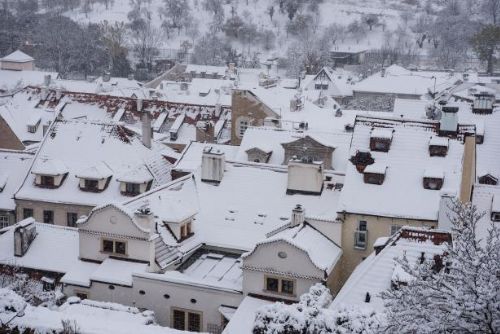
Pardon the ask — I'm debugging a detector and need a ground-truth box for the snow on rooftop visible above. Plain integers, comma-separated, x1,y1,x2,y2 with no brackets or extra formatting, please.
90,258,147,287
75,161,113,179
0,222,78,274
364,163,387,175
31,158,68,175
330,228,450,310
429,136,449,147
0,150,32,210
223,296,272,334
354,65,461,96
254,223,342,273
339,115,464,221
424,168,444,179
195,162,342,250
472,185,500,245
1,290,191,334
370,128,393,139
235,127,352,172
174,142,238,172
16,119,175,207
1,50,34,63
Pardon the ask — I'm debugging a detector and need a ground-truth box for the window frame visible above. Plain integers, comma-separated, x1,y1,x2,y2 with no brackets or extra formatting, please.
264,275,296,296
354,221,368,249
40,175,55,187
67,212,78,227
43,210,54,224
124,182,140,196
0,215,9,229
101,238,127,256
23,208,33,219
171,308,202,332
390,225,402,236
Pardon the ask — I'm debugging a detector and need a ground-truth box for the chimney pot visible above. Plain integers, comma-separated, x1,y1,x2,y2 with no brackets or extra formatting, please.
291,204,305,227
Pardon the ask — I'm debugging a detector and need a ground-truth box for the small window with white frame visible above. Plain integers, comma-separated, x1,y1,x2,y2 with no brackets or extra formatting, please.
354,221,368,249
264,276,295,296
0,215,9,229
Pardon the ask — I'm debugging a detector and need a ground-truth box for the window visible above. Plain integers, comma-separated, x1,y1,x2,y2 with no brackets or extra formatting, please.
355,221,368,249
40,175,54,187
429,145,448,157
23,208,33,219
390,225,402,236
102,239,126,255
43,210,54,224
83,179,99,191
75,292,88,300
67,212,78,227
266,277,279,292
172,309,202,332
239,120,249,137
265,276,295,296
491,212,500,222
0,215,9,229
364,172,385,185
124,183,140,196
370,138,391,152
281,279,294,295
314,83,329,90
423,177,444,190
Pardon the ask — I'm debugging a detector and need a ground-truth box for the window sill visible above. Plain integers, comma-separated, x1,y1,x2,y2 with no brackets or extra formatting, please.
354,246,367,250
263,289,296,298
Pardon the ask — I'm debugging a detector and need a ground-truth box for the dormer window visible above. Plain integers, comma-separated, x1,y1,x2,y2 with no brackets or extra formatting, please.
180,221,193,240
27,116,41,134
125,183,140,196
478,173,498,185
429,136,449,157
472,94,494,114
32,159,68,189
363,164,387,185
76,163,113,193
117,166,153,197
370,128,393,152
423,169,444,190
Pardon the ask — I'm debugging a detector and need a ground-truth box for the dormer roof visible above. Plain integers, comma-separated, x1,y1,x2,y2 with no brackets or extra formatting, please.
75,161,113,180
31,158,68,176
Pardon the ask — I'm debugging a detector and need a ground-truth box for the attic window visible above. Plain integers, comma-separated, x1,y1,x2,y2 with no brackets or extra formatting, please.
370,128,393,152
40,175,54,187
27,116,41,134
472,94,494,114
423,169,444,190
478,174,498,185
363,164,386,185
123,183,141,196
314,83,328,90
429,137,449,157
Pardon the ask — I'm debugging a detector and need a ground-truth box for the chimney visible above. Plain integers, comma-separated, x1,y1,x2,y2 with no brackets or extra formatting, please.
14,218,37,257
55,88,63,101
44,74,51,87
141,108,152,149
439,106,459,136
137,98,143,112
103,72,111,82
291,204,305,227
201,147,225,183
286,158,324,195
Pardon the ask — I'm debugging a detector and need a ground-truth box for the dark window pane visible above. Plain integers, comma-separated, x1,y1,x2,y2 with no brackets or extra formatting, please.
43,210,53,224
359,221,367,231
103,240,114,253
115,241,126,255
266,277,279,292
173,310,185,330
85,179,98,190
67,212,78,227
188,312,201,332
23,208,33,219
281,279,294,295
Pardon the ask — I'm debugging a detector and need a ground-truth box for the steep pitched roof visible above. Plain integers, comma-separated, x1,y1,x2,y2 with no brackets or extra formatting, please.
1,50,34,63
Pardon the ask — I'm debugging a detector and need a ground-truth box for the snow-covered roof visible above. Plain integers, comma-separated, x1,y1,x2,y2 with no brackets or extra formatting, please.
330,227,450,310
0,290,190,334
354,65,462,96
223,296,272,334
90,258,147,287
429,136,449,147
338,115,464,221
15,119,175,207
195,162,343,250
235,127,352,172
364,163,387,175
31,158,68,176
0,150,33,210
158,79,233,106
137,251,243,292
75,161,113,179
0,222,78,274
370,128,393,139
246,223,342,273
1,50,34,63
174,142,238,172
471,184,500,245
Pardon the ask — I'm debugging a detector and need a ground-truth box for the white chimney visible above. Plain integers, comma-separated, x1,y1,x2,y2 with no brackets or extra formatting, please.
286,159,324,195
201,147,225,183
141,109,152,149
137,98,143,112
55,88,63,100
291,204,305,227
44,74,51,87
439,106,459,136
